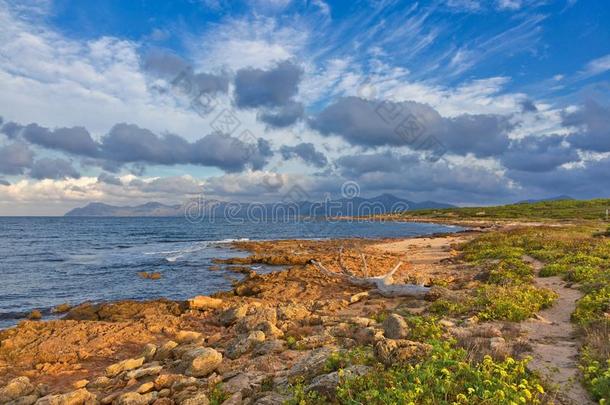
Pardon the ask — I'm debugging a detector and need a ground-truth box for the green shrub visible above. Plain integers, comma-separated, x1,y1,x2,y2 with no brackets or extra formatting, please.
325,346,375,372
405,315,444,341
475,285,557,322
573,285,610,326
336,342,547,404
580,348,610,402
487,258,534,285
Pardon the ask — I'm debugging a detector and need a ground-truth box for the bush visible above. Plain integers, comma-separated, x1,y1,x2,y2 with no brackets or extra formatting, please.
573,285,610,326
487,258,534,285
325,347,375,373
475,285,557,322
335,342,547,404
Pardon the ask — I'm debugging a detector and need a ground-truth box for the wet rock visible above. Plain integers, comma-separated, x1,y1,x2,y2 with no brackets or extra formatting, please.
307,365,371,398
226,331,266,359
35,388,96,405
106,357,145,377
182,347,223,377
51,303,71,314
0,377,34,402
188,296,222,310
27,310,42,321
382,314,409,339
219,305,248,326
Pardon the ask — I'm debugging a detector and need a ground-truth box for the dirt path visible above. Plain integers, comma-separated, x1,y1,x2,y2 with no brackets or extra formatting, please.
521,256,593,404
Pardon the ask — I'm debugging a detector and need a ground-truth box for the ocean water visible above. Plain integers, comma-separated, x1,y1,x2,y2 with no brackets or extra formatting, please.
0,217,463,328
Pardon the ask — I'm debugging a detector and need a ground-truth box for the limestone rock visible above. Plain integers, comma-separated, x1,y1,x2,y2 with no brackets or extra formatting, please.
236,307,277,333
375,338,431,365
226,331,266,359
115,391,158,405
276,304,310,321
255,321,284,339
106,357,145,377
219,305,248,326
140,344,157,362
182,347,223,377
175,330,202,344
382,314,409,339
307,365,371,398
126,366,163,380
154,341,178,361
0,377,34,402
35,388,96,405
188,296,222,310
180,393,209,405
7,394,38,405
254,393,290,404
288,347,337,382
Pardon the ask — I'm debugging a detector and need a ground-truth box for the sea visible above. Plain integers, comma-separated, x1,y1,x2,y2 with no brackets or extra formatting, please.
0,217,464,329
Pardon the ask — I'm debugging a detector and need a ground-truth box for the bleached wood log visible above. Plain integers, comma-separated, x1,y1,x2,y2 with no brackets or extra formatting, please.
310,259,429,298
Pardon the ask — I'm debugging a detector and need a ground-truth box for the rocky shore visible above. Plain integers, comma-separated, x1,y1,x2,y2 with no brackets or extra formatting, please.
0,230,573,404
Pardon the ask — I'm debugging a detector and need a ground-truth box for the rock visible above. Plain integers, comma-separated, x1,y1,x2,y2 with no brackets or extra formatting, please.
276,304,310,321
35,388,96,405
0,377,34,402
220,392,242,405
226,331,266,359
115,391,158,405
106,357,145,377
141,344,157,361
219,305,248,326
180,393,209,405
255,321,284,338
382,314,409,339
137,382,155,394
236,307,277,333
489,337,509,358
288,347,337,382
222,373,257,396
307,365,371,398
152,399,172,405
183,347,223,377
126,366,164,380
27,310,42,320
439,319,455,328
295,333,335,350
349,291,369,304
354,327,384,345
471,325,502,338
51,303,72,314
188,296,223,310
254,393,290,404
72,380,88,390
7,394,38,405
86,376,111,389
375,338,431,366
154,341,178,361
348,317,375,327
175,330,203,344
253,339,285,356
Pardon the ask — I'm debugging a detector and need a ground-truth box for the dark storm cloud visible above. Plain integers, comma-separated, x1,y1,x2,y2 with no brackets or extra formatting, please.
280,142,328,168
22,124,100,157
0,179,10,186
143,49,229,95
508,157,610,199
0,142,34,175
309,97,511,158
97,172,122,185
258,102,304,128
334,151,511,197
100,123,272,172
1,121,24,138
501,135,578,172
564,100,610,152
234,61,303,108
29,158,81,180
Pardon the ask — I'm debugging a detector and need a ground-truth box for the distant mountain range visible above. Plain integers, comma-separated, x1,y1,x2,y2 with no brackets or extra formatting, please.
64,194,455,217
516,195,574,204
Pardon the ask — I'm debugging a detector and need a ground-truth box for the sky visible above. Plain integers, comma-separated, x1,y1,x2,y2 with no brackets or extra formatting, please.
0,0,609,215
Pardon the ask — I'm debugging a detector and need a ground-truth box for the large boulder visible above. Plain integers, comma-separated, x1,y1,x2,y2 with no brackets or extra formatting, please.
0,377,34,403
382,314,409,339
182,347,223,377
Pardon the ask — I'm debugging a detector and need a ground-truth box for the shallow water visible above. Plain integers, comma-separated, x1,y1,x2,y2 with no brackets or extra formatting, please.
0,217,464,328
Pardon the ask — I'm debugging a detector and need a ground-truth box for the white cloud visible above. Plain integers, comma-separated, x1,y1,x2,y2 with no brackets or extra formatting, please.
582,54,610,77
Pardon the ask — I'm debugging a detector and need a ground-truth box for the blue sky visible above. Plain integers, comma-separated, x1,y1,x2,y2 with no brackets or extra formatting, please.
0,0,609,214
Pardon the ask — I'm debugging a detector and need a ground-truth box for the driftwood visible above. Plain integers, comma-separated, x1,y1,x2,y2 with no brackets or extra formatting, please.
310,246,429,298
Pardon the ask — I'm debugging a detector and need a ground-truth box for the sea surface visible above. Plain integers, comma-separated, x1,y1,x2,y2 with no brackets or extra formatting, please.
0,217,464,328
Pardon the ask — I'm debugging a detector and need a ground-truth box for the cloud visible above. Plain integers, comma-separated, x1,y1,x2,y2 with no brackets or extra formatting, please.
0,142,34,174
501,135,578,172
310,97,511,158
22,124,100,157
519,99,538,113
97,172,122,185
564,100,610,152
582,54,610,77
100,123,273,172
258,102,304,127
30,158,81,180
280,142,328,167
234,60,303,108
1,121,24,138
0,179,10,186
